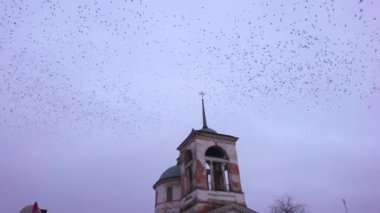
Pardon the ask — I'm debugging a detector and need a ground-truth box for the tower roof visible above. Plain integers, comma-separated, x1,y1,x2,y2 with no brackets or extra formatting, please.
177,129,238,150
153,165,180,189
159,165,180,180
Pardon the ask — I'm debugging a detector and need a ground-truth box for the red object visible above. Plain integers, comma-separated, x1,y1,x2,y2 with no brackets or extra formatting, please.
32,202,39,213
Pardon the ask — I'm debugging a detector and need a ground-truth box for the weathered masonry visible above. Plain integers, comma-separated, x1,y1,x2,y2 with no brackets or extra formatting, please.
153,95,257,213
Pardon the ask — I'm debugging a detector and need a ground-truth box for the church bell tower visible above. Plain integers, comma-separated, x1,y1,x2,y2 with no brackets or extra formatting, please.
153,93,256,213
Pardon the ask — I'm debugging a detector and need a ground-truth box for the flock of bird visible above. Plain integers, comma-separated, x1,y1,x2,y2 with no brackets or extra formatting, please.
0,0,379,133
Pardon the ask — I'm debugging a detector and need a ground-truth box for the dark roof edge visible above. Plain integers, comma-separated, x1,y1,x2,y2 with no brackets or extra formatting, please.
153,176,180,189
177,129,238,150
209,203,258,213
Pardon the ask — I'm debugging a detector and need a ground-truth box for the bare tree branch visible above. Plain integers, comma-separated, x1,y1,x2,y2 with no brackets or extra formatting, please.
269,194,307,213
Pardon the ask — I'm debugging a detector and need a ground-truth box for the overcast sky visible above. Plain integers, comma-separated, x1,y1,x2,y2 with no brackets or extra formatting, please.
1,0,379,212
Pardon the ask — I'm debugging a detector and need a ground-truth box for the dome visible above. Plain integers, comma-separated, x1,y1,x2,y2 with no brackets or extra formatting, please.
158,165,180,181
153,165,181,189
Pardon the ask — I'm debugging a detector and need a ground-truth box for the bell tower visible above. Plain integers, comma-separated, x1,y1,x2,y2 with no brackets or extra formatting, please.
153,93,256,213
177,93,247,213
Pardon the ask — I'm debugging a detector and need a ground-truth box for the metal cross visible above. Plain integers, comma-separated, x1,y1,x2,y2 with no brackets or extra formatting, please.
199,91,205,99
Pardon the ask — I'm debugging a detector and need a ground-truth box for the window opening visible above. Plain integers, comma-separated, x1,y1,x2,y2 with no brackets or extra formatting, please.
186,166,193,192
166,187,173,201
185,150,193,163
224,164,230,191
205,146,230,191
212,161,224,191
206,161,212,190
205,146,229,159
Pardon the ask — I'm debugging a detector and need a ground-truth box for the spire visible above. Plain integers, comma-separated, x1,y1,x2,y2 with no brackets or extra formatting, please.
199,91,216,133
200,91,208,129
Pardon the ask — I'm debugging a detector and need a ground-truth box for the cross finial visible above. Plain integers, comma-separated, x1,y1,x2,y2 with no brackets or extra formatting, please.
199,91,205,99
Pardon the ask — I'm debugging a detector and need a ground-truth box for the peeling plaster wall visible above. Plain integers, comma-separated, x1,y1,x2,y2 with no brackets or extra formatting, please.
193,136,244,194
155,180,181,213
179,132,247,212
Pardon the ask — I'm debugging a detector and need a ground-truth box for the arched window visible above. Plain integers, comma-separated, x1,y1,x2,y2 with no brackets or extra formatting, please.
205,146,230,191
184,150,193,163
184,150,193,192
205,146,229,159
